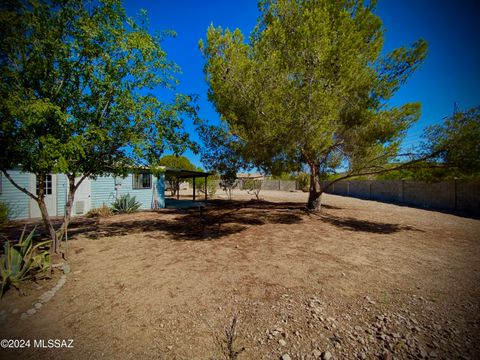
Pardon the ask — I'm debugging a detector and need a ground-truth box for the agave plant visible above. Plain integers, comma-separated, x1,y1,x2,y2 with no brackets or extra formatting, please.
111,194,141,214
1,227,51,296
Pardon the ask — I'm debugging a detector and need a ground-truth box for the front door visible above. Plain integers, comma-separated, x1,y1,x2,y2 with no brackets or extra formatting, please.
30,174,57,218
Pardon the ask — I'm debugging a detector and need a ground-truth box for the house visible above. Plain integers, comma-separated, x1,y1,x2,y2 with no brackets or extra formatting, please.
0,168,166,220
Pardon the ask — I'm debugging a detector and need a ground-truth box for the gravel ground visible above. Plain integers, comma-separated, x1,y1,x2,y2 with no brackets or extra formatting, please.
0,191,479,360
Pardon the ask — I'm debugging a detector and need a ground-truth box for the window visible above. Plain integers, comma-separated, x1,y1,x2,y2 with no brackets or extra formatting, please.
36,174,52,195
132,172,151,189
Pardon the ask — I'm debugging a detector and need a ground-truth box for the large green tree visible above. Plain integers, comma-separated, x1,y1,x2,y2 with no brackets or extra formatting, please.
0,0,196,252
200,0,428,210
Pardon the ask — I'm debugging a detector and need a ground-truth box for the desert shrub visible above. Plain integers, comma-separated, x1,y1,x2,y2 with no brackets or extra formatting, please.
296,172,309,192
242,179,262,200
86,205,113,218
0,201,11,224
111,194,141,214
1,227,51,296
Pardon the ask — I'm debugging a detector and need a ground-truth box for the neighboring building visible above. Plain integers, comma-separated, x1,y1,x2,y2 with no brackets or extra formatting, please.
0,168,165,220
236,172,264,181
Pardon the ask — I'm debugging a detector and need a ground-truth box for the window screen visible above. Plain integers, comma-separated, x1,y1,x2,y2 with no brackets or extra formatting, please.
132,173,151,189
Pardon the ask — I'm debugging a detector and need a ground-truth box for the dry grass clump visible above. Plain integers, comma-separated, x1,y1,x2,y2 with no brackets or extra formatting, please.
86,205,113,218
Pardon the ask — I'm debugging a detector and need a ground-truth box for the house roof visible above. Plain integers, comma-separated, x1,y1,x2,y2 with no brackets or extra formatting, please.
165,168,214,179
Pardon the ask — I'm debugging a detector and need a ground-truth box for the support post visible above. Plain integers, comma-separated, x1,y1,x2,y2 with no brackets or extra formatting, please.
193,177,196,201
205,176,208,200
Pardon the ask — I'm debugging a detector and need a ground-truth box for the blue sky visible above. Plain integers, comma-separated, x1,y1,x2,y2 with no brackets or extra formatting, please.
124,0,480,168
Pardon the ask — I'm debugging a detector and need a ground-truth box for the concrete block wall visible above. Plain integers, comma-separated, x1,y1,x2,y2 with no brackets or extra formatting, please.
322,179,479,214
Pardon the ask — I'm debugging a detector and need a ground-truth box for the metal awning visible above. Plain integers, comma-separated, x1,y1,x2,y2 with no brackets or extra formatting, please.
164,168,214,202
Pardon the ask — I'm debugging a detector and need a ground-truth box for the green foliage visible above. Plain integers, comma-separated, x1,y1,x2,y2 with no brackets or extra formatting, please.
1,227,51,296
158,155,197,171
295,172,310,192
159,155,196,195
242,179,262,200
424,106,480,173
0,0,198,247
111,194,141,214
200,0,428,209
375,162,480,182
197,124,245,189
0,201,11,224
86,205,113,218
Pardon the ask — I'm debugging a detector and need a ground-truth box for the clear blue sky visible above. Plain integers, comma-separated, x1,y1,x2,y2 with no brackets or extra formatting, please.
124,0,480,168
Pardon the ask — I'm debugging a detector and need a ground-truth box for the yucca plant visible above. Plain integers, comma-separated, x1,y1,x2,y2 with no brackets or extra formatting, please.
1,227,51,297
111,194,141,214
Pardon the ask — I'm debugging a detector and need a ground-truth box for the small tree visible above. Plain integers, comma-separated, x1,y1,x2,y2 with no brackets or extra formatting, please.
242,179,262,200
220,170,239,200
0,0,196,252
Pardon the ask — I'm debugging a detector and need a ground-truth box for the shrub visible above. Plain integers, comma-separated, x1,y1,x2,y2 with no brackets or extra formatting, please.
86,205,113,218
1,227,51,296
111,194,141,214
0,201,11,224
242,179,262,200
296,172,310,192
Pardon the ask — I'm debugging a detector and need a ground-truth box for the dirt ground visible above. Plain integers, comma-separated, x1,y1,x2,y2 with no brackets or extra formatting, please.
0,190,479,360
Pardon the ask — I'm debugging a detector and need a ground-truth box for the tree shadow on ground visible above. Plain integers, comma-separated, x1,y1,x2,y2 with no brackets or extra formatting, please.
62,200,308,241
318,213,424,234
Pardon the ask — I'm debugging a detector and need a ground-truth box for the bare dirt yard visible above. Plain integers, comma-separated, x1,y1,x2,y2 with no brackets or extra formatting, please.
0,190,479,360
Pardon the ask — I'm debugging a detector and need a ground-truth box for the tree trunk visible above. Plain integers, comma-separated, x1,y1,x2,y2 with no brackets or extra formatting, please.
2,170,59,252
56,175,76,243
307,162,323,211
37,198,58,251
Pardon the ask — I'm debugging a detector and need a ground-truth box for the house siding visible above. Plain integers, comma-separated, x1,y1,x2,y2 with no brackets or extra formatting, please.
0,170,30,219
56,174,67,217
1,171,166,220
90,175,116,209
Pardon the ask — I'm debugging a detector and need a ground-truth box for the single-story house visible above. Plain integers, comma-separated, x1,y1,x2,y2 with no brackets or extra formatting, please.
0,167,212,220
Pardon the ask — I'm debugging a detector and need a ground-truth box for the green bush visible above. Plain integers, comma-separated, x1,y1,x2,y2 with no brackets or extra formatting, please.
1,227,51,296
111,194,141,214
0,201,11,224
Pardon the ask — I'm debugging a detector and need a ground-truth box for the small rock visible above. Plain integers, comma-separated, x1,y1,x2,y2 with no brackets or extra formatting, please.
26,308,36,316
354,325,363,332
166,345,173,351
381,351,393,360
34,303,42,310
281,355,292,360
11,309,19,314
20,313,29,320
358,352,366,359
322,351,332,360
62,263,71,274
279,339,287,346
313,349,322,358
